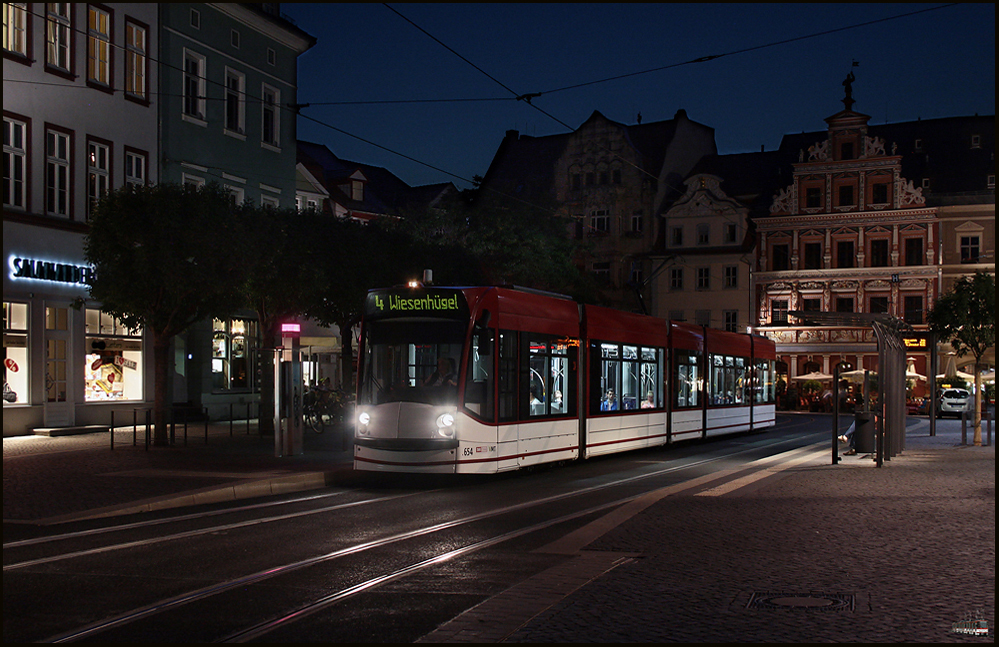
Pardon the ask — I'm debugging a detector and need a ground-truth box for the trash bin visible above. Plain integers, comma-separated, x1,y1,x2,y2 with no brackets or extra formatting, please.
854,412,875,453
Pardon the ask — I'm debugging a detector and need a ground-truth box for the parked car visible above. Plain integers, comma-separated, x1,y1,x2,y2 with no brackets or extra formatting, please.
937,388,973,417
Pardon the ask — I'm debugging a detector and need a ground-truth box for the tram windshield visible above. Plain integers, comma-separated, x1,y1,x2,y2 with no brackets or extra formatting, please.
359,319,466,406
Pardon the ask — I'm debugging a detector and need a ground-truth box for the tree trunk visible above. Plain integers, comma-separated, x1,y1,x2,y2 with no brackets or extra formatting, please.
152,329,172,446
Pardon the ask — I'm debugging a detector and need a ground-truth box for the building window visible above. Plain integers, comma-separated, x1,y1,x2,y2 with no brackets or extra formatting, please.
723,310,738,333
125,149,146,186
802,298,821,313
3,301,29,405
771,243,790,271
803,242,822,269
838,184,855,207
771,299,788,325
230,29,239,49
591,209,610,234
266,47,275,66
904,238,923,266
971,135,980,149
724,223,737,244
125,20,147,100
836,240,855,269
3,116,27,210
960,236,980,264
45,127,71,217
613,169,621,185
723,265,738,289
869,296,889,315
669,268,683,291
213,318,258,390
869,239,889,267
592,262,610,285
351,179,363,201
696,267,710,291
669,309,685,322
696,223,709,245
183,49,207,121
3,2,28,57
695,310,711,327
190,7,200,28
631,211,643,233
45,3,72,73
805,187,821,209
836,297,854,313
871,182,889,205
224,68,245,135
261,84,280,147
903,296,924,325
670,226,683,247
840,141,854,160
85,309,143,401
87,139,110,219
87,5,111,87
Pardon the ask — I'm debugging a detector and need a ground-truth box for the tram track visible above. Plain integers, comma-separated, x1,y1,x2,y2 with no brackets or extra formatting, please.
22,429,828,643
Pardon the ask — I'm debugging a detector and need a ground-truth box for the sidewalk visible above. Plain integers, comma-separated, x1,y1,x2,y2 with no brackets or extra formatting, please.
3,420,354,524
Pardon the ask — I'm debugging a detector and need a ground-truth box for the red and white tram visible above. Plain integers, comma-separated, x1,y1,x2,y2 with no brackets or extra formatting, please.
353,285,776,474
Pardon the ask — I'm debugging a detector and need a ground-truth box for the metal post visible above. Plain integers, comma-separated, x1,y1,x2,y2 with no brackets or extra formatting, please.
204,408,209,444
110,410,115,450
229,403,234,436
145,408,151,450
962,410,968,445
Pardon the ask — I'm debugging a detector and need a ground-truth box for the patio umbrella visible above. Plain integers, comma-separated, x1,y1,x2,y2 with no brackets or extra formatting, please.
792,371,833,382
839,368,875,383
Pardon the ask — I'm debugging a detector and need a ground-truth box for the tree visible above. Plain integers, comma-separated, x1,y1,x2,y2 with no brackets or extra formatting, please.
85,183,246,445
928,271,995,445
239,204,326,435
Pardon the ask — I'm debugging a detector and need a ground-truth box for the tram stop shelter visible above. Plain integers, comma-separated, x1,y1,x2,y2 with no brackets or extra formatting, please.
788,311,917,467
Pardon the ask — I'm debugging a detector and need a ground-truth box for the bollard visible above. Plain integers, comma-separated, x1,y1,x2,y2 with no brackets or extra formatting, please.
961,410,967,446
247,402,252,435
145,408,151,450
204,408,209,444
110,410,115,450
229,403,234,437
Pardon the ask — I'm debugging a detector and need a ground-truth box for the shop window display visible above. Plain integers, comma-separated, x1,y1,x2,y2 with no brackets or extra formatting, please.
85,309,143,401
4,302,29,404
213,318,258,390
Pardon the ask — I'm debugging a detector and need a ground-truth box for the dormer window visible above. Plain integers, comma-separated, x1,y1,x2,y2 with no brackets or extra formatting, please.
971,134,981,149
351,179,363,201
840,142,854,160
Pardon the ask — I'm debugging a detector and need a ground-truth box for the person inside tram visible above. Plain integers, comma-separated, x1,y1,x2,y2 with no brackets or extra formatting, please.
641,391,655,408
424,357,457,387
601,389,618,411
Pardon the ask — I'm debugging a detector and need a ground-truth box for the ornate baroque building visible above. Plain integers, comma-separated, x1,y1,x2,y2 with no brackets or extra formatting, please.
752,79,995,391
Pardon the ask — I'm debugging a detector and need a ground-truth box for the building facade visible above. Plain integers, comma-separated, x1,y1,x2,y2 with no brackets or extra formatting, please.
752,84,994,399
4,2,160,434
3,3,315,434
479,109,717,312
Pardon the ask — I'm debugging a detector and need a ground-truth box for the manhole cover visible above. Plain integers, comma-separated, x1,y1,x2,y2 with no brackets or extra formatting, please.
747,591,854,611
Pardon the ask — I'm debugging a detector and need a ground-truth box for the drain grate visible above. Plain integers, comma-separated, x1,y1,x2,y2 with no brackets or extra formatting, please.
747,591,855,611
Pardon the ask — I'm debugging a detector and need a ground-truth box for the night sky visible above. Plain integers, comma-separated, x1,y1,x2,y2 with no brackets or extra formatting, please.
285,3,996,190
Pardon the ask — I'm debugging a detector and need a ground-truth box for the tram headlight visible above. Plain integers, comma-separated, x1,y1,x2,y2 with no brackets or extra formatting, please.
436,412,455,437
357,411,371,435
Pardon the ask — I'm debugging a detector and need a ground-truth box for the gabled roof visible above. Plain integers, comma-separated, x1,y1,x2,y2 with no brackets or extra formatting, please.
297,141,457,218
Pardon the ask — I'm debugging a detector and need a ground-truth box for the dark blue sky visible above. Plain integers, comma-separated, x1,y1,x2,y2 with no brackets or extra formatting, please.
285,3,995,190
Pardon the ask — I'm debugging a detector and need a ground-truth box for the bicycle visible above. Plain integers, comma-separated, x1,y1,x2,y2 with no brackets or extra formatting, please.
303,385,350,433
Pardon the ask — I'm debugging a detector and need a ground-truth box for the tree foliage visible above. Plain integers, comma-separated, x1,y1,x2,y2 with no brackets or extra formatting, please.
928,271,995,445
84,183,246,444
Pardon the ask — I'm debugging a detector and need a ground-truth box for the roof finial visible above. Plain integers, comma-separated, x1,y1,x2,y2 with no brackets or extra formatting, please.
842,60,859,111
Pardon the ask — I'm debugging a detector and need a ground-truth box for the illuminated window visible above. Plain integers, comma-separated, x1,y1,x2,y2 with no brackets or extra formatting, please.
46,3,71,72
85,309,143,401
87,139,110,219
3,301,29,405
212,318,259,390
3,2,28,57
87,5,111,86
125,20,147,100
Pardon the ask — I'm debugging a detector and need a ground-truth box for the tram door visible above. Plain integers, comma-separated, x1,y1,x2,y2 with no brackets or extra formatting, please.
43,305,74,427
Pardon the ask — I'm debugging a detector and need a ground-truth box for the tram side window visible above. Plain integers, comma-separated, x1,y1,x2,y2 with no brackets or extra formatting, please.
591,342,664,414
674,350,701,409
527,334,577,418
710,354,746,405
754,359,775,404
463,327,494,420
